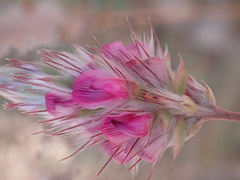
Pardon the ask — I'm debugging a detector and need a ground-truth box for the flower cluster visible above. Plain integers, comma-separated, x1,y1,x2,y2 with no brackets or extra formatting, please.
1,24,240,179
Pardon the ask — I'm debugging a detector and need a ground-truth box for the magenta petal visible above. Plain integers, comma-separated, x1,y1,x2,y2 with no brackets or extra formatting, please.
99,119,132,144
45,93,75,116
99,113,153,144
102,41,130,63
112,114,153,137
72,70,129,109
93,78,128,98
126,41,149,59
102,41,150,63
144,57,168,83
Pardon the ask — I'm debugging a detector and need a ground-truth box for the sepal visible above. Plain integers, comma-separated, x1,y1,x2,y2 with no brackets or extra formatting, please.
173,118,186,159
173,56,187,95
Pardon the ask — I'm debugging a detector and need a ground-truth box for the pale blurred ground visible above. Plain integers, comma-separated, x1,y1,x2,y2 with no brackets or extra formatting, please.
0,0,240,180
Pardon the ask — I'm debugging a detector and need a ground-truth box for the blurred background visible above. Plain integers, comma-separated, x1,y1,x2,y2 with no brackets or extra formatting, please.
0,0,240,179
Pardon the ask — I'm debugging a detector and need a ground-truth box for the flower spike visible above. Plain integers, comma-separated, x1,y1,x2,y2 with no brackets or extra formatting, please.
1,21,240,179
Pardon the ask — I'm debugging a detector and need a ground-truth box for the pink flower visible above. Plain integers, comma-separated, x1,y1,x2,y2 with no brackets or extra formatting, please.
72,70,129,109
99,113,153,165
1,22,240,179
102,41,151,63
99,113,153,144
45,93,76,117
99,112,171,166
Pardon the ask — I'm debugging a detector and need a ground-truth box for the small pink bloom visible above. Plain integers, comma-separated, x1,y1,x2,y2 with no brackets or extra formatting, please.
126,57,169,87
99,113,153,144
72,70,129,109
100,112,153,165
45,93,76,117
102,41,150,63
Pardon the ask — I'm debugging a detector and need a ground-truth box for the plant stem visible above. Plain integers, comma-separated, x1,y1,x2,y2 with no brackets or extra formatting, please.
201,107,240,122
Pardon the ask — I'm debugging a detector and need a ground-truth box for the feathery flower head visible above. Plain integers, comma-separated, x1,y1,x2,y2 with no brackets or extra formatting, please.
1,22,240,179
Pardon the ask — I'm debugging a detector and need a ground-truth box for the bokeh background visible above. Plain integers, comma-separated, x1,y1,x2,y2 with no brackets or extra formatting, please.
1,0,240,180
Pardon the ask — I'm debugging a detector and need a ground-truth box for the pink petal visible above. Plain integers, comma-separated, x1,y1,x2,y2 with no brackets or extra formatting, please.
99,113,153,144
144,57,169,84
102,41,131,63
126,57,169,88
72,70,129,109
93,78,128,98
102,41,149,63
126,41,150,59
112,113,153,137
99,118,132,144
45,93,75,116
